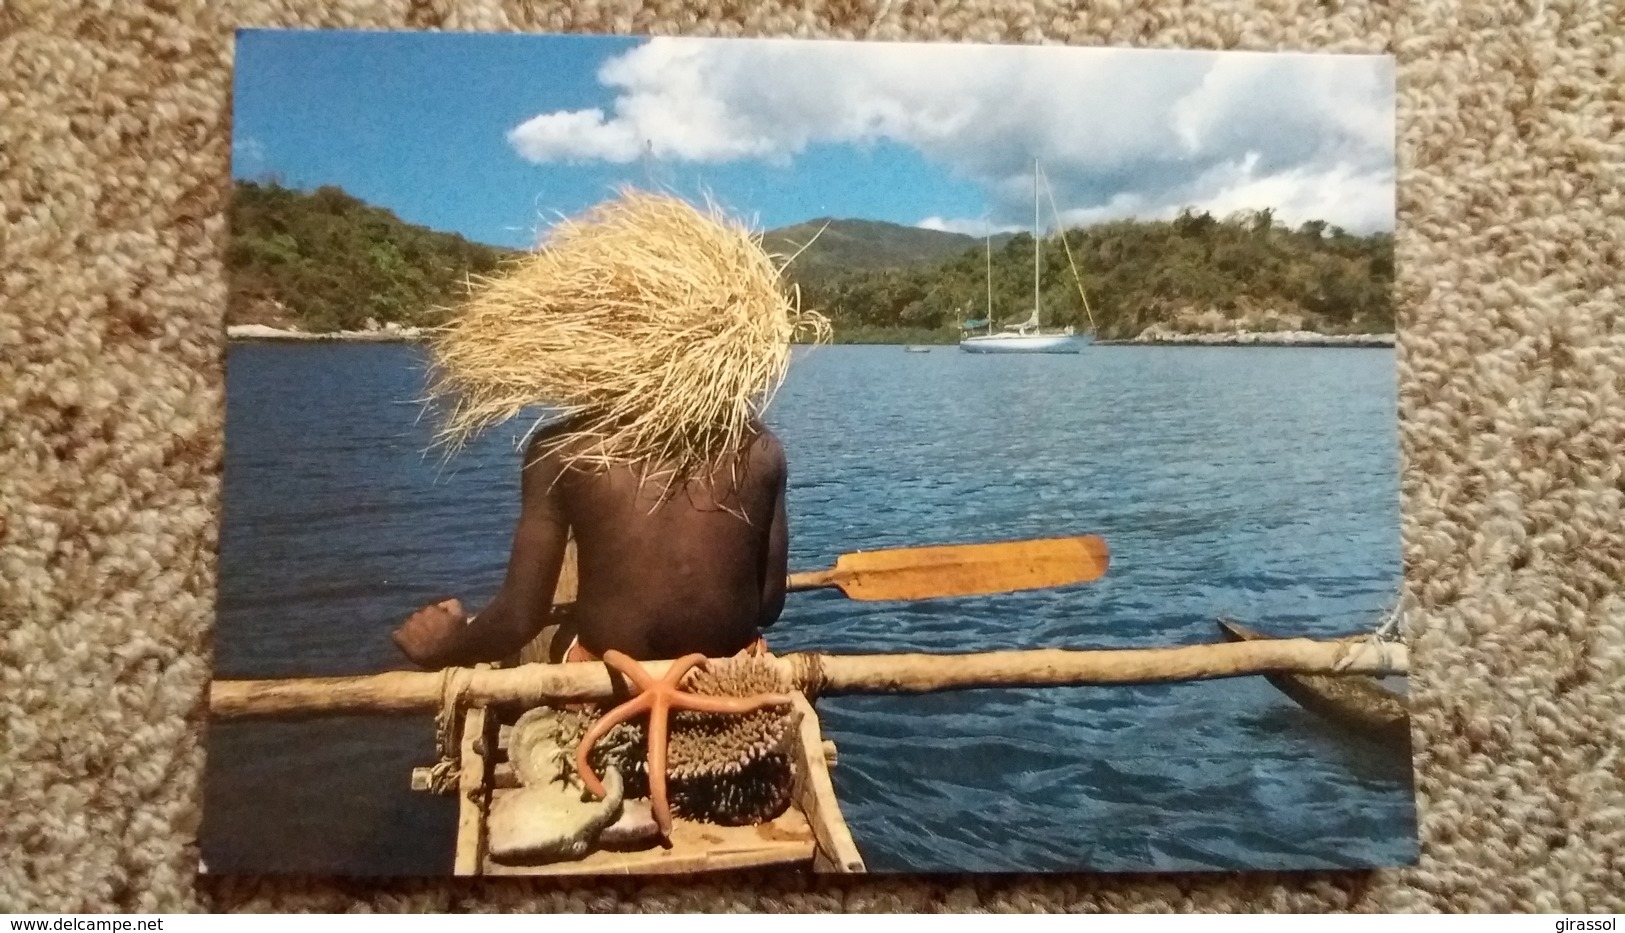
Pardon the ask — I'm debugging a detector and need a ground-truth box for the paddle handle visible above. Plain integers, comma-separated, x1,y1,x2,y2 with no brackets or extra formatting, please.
786,570,838,592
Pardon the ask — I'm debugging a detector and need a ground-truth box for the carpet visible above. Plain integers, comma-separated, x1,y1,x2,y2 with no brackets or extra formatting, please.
1,0,1622,913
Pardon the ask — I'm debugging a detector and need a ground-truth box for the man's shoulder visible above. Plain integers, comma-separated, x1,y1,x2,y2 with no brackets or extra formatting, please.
747,422,784,451
746,424,787,474
521,418,580,472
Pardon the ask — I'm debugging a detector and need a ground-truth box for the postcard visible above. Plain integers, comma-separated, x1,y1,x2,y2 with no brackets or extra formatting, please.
205,29,1410,876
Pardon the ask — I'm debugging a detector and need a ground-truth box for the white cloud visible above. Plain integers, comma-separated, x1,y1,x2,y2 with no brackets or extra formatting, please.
509,39,1394,232
916,216,1025,237
926,155,1395,235
1183,161,1395,233
508,109,643,163
233,135,268,172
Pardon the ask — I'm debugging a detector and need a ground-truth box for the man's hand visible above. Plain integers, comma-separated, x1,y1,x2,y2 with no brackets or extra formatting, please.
393,598,469,669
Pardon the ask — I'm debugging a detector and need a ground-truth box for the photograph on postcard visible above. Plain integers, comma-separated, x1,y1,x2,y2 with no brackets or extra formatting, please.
204,30,1411,876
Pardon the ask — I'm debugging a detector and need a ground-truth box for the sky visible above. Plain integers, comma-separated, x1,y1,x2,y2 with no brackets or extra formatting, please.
232,30,1395,249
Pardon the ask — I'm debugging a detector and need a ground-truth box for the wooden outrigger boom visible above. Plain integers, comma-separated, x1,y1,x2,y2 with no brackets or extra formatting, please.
210,639,1408,720
210,636,1405,876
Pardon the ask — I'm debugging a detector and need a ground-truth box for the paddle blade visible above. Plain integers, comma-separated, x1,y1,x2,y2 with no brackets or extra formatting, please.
826,535,1108,601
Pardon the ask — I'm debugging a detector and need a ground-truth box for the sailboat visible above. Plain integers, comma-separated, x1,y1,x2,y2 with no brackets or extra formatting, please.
960,160,1091,355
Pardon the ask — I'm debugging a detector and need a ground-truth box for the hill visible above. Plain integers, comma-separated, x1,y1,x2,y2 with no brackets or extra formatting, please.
227,181,515,332
763,218,1009,287
225,185,1000,334
226,183,1392,343
797,210,1395,341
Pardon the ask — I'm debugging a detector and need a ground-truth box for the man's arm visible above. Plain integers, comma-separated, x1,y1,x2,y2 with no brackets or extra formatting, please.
394,430,570,668
758,436,789,629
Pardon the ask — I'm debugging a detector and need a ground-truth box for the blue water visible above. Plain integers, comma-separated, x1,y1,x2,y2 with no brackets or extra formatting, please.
203,342,1416,875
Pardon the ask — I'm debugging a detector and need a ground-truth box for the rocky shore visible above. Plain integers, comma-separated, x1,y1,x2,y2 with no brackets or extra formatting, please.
1105,328,1395,348
227,323,426,342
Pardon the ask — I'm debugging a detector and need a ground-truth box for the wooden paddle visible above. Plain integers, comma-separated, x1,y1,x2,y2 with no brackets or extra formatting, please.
785,535,1108,601
544,534,1108,607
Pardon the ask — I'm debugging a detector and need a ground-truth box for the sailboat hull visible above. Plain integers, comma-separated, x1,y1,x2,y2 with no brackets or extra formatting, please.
960,332,1087,354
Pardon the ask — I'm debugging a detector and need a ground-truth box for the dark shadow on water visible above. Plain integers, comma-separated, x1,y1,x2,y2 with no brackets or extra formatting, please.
1235,705,1415,785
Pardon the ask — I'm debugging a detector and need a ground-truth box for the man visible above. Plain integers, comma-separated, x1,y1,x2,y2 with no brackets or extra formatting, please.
394,189,823,669
392,416,789,667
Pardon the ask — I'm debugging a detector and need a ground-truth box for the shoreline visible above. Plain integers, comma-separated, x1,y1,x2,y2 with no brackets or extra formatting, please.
227,324,426,342
1099,330,1395,348
226,323,1395,349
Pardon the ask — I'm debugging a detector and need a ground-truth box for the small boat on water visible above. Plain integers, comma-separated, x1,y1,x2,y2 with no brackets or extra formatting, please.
209,531,1406,877
1216,617,1409,747
961,159,1091,356
960,328,1086,354
904,346,932,353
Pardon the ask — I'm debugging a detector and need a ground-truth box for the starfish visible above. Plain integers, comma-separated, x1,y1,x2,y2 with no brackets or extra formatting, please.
575,649,794,840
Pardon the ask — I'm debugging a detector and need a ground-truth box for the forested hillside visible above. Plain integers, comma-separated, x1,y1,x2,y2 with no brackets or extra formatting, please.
794,209,1395,342
762,218,1008,287
227,181,514,331
226,182,1392,342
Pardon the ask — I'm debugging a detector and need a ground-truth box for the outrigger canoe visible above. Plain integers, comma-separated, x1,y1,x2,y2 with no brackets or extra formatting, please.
1216,617,1410,747
206,534,1413,876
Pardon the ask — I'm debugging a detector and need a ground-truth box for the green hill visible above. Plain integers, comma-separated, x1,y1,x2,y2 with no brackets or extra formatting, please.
797,210,1395,342
763,218,1009,287
226,182,1392,343
225,184,999,334
227,180,515,332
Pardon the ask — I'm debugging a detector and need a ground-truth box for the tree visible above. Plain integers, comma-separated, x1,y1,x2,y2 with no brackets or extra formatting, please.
1252,207,1276,237
1174,208,1217,238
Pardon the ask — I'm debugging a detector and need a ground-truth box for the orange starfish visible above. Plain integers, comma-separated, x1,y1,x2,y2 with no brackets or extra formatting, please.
575,649,794,839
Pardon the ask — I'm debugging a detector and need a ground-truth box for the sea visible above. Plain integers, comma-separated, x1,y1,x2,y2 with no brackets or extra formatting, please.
203,342,1416,875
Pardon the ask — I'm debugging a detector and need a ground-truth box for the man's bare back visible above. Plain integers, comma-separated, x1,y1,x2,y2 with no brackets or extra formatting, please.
393,419,788,668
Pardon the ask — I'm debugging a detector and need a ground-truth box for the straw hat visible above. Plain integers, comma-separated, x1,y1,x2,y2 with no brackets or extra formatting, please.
426,189,828,480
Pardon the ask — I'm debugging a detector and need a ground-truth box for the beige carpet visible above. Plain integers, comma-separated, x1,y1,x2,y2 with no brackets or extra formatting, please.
2,0,1623,913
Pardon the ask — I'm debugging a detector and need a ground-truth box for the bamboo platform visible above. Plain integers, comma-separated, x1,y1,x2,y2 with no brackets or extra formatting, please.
450,692,863,876
438,539,864,876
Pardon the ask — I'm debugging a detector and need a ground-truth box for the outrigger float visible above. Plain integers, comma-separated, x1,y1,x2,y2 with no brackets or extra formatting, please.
207,535,1409,877
1217,616,1410,748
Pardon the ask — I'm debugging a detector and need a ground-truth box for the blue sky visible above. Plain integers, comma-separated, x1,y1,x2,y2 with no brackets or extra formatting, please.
233,30,1395,249
232,31,987,247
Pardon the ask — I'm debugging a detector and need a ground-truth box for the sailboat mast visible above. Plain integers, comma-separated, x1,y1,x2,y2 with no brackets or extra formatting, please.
1033,158,1041,328
985,234,992,324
